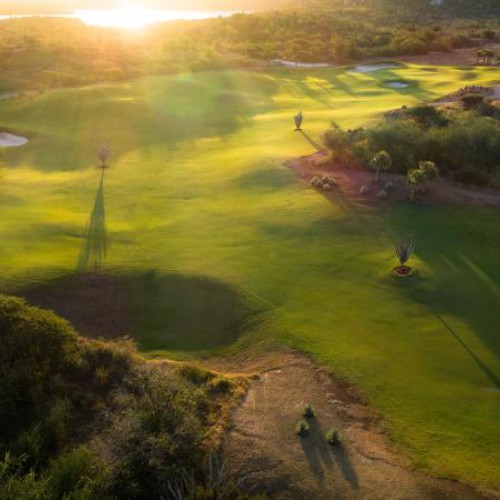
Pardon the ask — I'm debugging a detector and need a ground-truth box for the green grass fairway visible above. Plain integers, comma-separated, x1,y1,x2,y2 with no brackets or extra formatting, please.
1,63,500,488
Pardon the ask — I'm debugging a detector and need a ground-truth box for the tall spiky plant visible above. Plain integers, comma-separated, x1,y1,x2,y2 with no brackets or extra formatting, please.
294,110,303,131
98,144,110,169
394,236,416,272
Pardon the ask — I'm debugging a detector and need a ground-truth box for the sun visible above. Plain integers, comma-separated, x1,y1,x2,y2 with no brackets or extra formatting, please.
76,4,160,30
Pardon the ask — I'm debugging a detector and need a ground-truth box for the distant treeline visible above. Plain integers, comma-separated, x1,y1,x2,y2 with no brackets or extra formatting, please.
0,2,499,91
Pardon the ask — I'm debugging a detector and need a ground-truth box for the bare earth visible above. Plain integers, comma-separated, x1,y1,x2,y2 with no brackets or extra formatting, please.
367,43,500,68
206,350,498,500
289,151,500,210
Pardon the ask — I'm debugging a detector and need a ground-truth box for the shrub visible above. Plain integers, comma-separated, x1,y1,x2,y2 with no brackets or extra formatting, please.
310,176,323,188
322,183,333,191
325,427,341,446
207,375,233,395
47,446,95,499
0,296,78,439
453,166,490,187
303,404,317,419
461,93,485,110
296,420,310,437
174,363,215,385
376,189,388,199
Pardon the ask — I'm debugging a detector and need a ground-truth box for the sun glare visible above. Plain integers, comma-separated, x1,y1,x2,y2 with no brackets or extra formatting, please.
73,6,163,30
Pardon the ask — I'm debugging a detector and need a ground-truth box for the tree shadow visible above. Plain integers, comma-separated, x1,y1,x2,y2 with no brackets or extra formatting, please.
385,206,500,385
434,310,500,390
299,130,323,151
77,169,107,271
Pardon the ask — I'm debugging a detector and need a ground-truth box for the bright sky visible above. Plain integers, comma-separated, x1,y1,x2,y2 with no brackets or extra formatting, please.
0,4,242,29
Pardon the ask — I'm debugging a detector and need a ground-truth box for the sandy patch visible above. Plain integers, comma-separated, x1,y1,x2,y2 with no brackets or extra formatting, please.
385,81,410,89
288,152,500,210
0,132,28,147
352,63,401,73
205,350,497,499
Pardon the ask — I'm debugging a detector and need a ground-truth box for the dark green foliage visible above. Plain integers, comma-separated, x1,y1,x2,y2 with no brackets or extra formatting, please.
328,102,500,187
405,106,449,128
0,295,77,440
460,94,485,110
0,296,246,500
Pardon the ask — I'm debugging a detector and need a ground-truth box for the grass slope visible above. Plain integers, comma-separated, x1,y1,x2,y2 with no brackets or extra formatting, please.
1,63,500,487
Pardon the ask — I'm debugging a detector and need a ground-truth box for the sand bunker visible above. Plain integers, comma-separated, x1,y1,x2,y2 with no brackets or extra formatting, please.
385,81,409,89
353,63,401,73
0,91,18,100
0,132,28,147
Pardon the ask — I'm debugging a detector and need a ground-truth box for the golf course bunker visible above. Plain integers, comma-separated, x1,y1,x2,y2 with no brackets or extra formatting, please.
385,80,410,89
353,63,401,73
0,132,28,147
18,271,268,352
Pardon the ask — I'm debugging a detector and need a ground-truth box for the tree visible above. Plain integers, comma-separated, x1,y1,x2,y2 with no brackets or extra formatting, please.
407,160,439,200
369,150,392,183
394,237,416,273
294,111,303,131
98,144,110,169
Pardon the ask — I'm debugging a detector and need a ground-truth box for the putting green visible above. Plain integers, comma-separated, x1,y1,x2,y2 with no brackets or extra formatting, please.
1,64,500,488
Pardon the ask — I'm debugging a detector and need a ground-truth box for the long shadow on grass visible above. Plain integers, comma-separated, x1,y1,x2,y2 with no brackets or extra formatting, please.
385,205,500,387
77,169,107,271
3,72,280,171
17,270,269,352
299,130,324,151
434,311,500,390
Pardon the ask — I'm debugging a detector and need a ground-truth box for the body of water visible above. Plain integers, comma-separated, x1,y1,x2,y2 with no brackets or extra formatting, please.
0,8,243,29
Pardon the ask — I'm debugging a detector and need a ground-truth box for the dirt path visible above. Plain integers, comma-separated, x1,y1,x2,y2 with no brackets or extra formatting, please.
206,351,498,500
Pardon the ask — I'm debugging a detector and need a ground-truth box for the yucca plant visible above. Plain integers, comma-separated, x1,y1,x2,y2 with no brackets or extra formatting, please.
394,236,416,274
294,110,303,131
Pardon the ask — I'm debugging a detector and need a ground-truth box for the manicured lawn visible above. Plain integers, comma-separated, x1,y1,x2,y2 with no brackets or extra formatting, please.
1,63,500,487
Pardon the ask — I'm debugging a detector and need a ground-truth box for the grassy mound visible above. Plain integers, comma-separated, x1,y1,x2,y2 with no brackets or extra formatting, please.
18,271,270,353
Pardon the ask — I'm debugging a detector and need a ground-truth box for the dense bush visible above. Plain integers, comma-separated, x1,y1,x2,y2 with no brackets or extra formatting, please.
0,295,250,500
323,102,500,188
0,296,78,440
